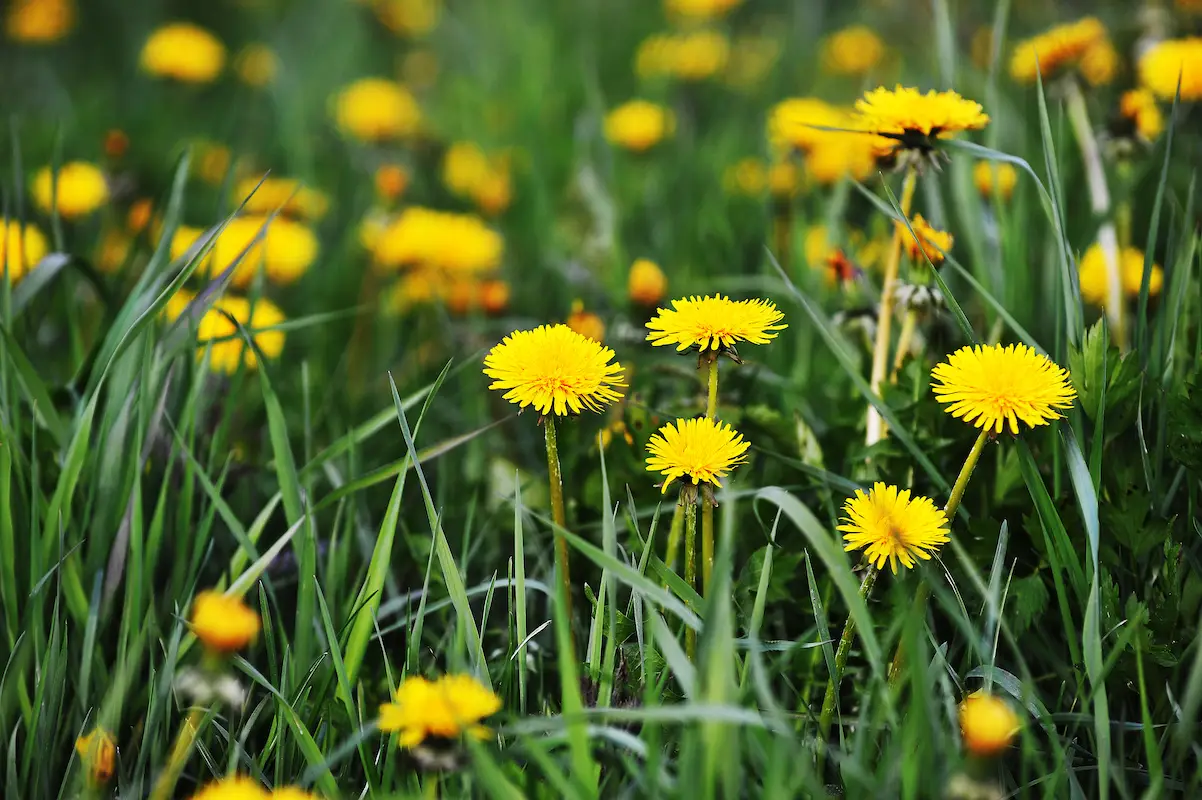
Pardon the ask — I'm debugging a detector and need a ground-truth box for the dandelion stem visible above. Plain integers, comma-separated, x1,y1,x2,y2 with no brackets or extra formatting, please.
702,354,719,592
149,706,207,800
704,354,719,419
544,415,572,623
866,167,918,448
683,491,698,659
890,309,919,382
816,565,879,762
663,502,685,573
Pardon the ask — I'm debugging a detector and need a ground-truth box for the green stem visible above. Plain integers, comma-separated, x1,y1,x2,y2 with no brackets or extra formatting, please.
816,565,879,760
663,501,685,572
683,492,698,659
702,355,719,593
149,707,206,800
704,355,719,419
544,416,572,623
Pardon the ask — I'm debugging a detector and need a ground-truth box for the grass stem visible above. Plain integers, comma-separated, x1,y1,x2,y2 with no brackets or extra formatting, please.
149,706,206,800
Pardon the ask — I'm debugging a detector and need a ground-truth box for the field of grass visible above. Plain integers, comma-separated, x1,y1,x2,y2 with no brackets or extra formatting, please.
3,0,1202,797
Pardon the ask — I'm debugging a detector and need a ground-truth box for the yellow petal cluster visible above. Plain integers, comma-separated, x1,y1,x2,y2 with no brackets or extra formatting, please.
483,324,625,416
1119,89,1164,143
233,176,329,221
838,482,950,574
442,142,513,215
32,161,109,219
646,294,786,352
645,417,750,493
636,30,730,81
189,590,261,652
1,217,50,282
973,161,1018,201
854,85,989,149
820,25,885,76
74,728,116,787
171,216,319,288
897,214,953,264
372,206,502,273
931,343,1076,434
332,78,422,141
1077,243,1163,308
604,100,675,152
959,692,1021,757
164,291,286,374
6,0,74,43
140,22,226,83
1008,17,1106,83
379,674,502,748
1139,37,1202,101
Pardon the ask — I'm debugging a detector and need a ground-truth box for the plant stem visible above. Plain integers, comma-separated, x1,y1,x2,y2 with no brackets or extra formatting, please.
890,309,919,383
663,501,685,572
702,354,718,592
149,706,206,800
816,565,879,757
704,355,719,419
683,492,698,659
865,167,918,448
544,415,572,622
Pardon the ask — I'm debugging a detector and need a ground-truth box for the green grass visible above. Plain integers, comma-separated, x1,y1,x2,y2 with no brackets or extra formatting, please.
3,0,1202,797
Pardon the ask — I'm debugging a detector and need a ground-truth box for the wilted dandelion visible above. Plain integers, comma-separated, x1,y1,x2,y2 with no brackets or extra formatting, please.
1008,17,1106,84
1078,243,1163,307
645,416,749,494
140,22,226,83
628,258,667,306
838,482,950,574
5,0,73,43
74,728,116,787
959,692,1021,756
931,343,1076,434
604,100,674,152
190,590,261,653
379,674,501,748
897,214,953,265
483,324,624,416
32,161,109,219
646,294,786,355
820,25,884,76
332,77,422,141
973,161,1017,201
1,218,49,281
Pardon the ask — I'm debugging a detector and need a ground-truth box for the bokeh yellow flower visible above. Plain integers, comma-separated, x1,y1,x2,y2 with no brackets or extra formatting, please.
74,728,116,787
171,216,319,288
187,775,269,800
1,217,50,281
646,417,750,494
804,225,863,285
194,295,286,374
189,590,261,652
931,343,1076,434
604,100,674,152
806,137,877,185
373,0,441,37
838,482,949,574
442,142,513,215
636,30,730,81
373,207,502,273
379,674,502,748
663,0,742,22
1009,17,1106,83
1079,38,1119,87
854,85,989,155
567,300,605,343
897,214,953,264
233,176,328,220
973,161,1018,201
1077,243,1163,307
1119,89,1164,143
374,164,409,203
723,157,767,196
128,199,154,234
1138,37,1202,101
723,34,781,90
6,0,74,43
959,692,1020,757
820,25,884,76
95,230,133,274
646,294,786,353
32,161,109,219
140,22,226,83
332,78,422,141
483,324,625,415
194,141,233,185
235,43,278,87
480,279,510,315
768,98,885,180
629,258,668,306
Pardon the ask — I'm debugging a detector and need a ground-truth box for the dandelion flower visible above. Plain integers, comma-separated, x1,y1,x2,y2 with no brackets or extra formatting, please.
628,258,668,306
74,728,116,786
645,417,750,494
566,300,605,343
931,343,1076,434
768,97,847,154
32,161,109,219
442,142,512,215
140,22,226,83
1009,18,1106,83
960,692,1020,756
6,0,74,43
193,295,286,374
379,674,502,748
646,294,786,353
235,43,278,87
854,85,989,156
604,100,674,152
1077,243,1163,307
635,30,730,81
483,324,625,416
820,25,884,76
1139,37,1202,101
187,775,269,800
170,216,319,288
1,218,50,282
372,207,502,273
374,0,441,37
897,214,953,264
479,279,510,314
333,78,422,141
838,482,950,574
190,590,261,653
1118,89,1164,143
233,176,329,220
805,136,878,185
973,161,1017,201
1079,38,1119,87
374,164,409,202
664,0,742,22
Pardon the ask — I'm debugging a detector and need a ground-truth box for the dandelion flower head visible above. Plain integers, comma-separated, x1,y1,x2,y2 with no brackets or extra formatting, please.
566,300,606,343
1079,37,1119,87
636,30,730,81
1008,17,1106,83
233,176,329,220
190,590,261,653
1118,89,1164,143
897,214,953,264
32,161,109,219
170,215,319,288
1077,243,1163,308
838,482,950,574
483,324,625,416
442,142,512,215
379,674,502,748
645,417,750,494
74,728,116,787
960,692,1021,757
628,258,668,306
1,218,49,282
374,0,441,38
854,85,989,152
193,295,286,374
372,207,502,273
664,0,742,22
187,775,269,800
931,343,1076,434
973,161,1018,200
332,78,422,141
6,0,74,43
646,294,786,353
140,22,226,83
1139,37,1202,101
820,25,885,76
235,43,278,87
604,100,675,152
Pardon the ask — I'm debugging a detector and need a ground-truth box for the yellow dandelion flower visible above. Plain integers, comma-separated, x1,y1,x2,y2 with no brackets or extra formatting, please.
805,136,878,185
480,279,510,314
567,300,605,343
1,217,50,282
854,85,989,155
32,161,109,219
140,22,226,83
1139,37,1202,101
1009,17,1106,83
233,176,328,220
483,324,625,416
162,288,196,324
664,0,742,22
897,214,953,264
635,30,730,81
128,198,154,234
722,157,767,196
1077,243,1163,308
442,142,512,214
629,258,668,306
723,34,781,90
187,775,269,800
820,25,885,76
803,225,859,285
973,161,1018,201
1079,38,1119,87
95,230,133,275
190,590,261,653
959,692,1020,757
445,278,480,315
374,0,441,37
374,164,409,202
931,343,1076,434
378,674,502,748
194,295,286,374
1119,89,1164,142
74,728,116,787
837,482,950,574
645,416,750,494
332,78,422,142
235,43,278,87
645,294,786,353
170,216,319,288
768,97,847,154
372,207,502,273
604,100,674,152
6,0,74,43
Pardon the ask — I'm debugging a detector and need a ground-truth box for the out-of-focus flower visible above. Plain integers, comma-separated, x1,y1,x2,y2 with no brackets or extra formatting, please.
332,78,422,141
604,100,675,152
1078,243,1163,307
170,215,319,288
664,0,742,23
769,99,884,184
959,692,1020,757
629,258,668,306
1079,38,1119,86
1009,18,1106,84
379,675,502,748
74,728,117,787
32,162,109,219
567,300,605,343
636,30,730,81
95,230,133,274
197,295,286,374
724,34,781,89
1118,88,1164,143
374,0,440,37
6,0,74,43
1139,37,1202,101
104,129,129,160
235,43,278,87
140,22,226,83
1,218,50,282
806,137,877,185
194,141,233,185
820,25,884,76
442,142,513,215
373,206,502,274
375,164,409,203
187,775,269,800
386,267,442,313
128,199,154,234
400,48,440,89
973,161,1018,201
723,157,766,196
897,214,953,264
804,225,864,285
233,176,328,220
480,279,510,314
189,590,261,651
445,279,479,315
